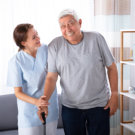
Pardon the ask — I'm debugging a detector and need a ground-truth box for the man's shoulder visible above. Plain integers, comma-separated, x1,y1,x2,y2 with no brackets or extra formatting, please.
50,36,63,43
83,31,104,41
84,31,101,37
48,36,64,48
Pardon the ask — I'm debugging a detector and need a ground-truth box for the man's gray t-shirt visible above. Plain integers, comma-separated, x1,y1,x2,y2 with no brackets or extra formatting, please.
48,31,114,109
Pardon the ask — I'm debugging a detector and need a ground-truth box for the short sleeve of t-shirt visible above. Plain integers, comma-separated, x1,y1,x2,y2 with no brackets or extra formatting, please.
7,56,23,87
48,39,58,73
97,33,114,67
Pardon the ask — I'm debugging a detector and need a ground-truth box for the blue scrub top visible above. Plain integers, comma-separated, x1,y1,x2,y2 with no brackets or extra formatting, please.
7,45,58,128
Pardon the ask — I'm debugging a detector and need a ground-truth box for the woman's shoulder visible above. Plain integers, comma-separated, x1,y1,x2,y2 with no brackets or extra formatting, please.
9,50,32,67
8,52,22,69
39,44,48,51
38,44,48,54
9,52,20,63
41,44,48,48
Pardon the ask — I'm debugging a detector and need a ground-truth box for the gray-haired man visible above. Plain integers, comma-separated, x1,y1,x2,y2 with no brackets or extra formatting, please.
40,9,118,135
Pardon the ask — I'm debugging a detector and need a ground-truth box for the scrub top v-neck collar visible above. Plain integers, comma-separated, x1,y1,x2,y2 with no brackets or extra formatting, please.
21,49,38,60
21,49,39,70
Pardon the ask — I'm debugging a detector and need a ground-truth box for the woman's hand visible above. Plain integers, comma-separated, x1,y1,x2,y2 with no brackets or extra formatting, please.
35,96,49,109
36,96,49,122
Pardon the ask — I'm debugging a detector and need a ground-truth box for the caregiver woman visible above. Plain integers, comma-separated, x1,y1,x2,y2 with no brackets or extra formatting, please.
7,23,58,135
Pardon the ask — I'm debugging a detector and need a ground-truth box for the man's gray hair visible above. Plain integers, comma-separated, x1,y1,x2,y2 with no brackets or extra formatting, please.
58,9,80,21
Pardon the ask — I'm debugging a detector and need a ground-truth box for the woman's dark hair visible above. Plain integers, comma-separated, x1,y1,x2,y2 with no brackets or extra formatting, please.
13,23,33,50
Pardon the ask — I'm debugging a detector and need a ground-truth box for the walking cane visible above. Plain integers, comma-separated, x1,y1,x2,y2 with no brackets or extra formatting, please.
41,112,46,135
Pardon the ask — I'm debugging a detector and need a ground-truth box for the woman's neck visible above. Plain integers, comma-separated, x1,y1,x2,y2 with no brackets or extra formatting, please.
23,48,37,58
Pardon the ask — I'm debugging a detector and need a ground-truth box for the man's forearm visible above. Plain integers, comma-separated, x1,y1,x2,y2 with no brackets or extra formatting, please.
107,62,118,94
44,72,58,101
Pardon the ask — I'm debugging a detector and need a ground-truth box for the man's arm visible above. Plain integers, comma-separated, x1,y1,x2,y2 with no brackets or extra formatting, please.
104,62,118,116
37,72,58,121
44,72,58,101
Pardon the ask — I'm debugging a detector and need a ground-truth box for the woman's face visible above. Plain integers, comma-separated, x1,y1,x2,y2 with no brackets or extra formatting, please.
22,28,41,51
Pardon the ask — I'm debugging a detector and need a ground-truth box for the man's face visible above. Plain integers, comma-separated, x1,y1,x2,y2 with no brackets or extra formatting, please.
59,15,82,44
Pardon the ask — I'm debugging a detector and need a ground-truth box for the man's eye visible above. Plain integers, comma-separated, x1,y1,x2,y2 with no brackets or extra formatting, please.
68,22,74,26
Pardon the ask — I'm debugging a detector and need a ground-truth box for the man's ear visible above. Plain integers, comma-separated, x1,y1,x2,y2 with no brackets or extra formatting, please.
79,19,82,26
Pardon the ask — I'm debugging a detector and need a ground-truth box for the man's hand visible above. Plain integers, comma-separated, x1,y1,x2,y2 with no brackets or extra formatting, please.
104,92,118,116
36,96,49,122
37,107,48,123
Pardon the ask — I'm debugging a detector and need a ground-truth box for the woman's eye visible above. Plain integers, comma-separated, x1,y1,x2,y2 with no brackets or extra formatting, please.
32,35,36,39
61,25,65,29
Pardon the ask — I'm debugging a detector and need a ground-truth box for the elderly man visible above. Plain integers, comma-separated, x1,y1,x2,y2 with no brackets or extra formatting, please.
41,9,118,135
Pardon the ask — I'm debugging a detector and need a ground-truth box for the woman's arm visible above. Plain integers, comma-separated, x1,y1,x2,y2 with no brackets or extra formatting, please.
14,87,47,108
